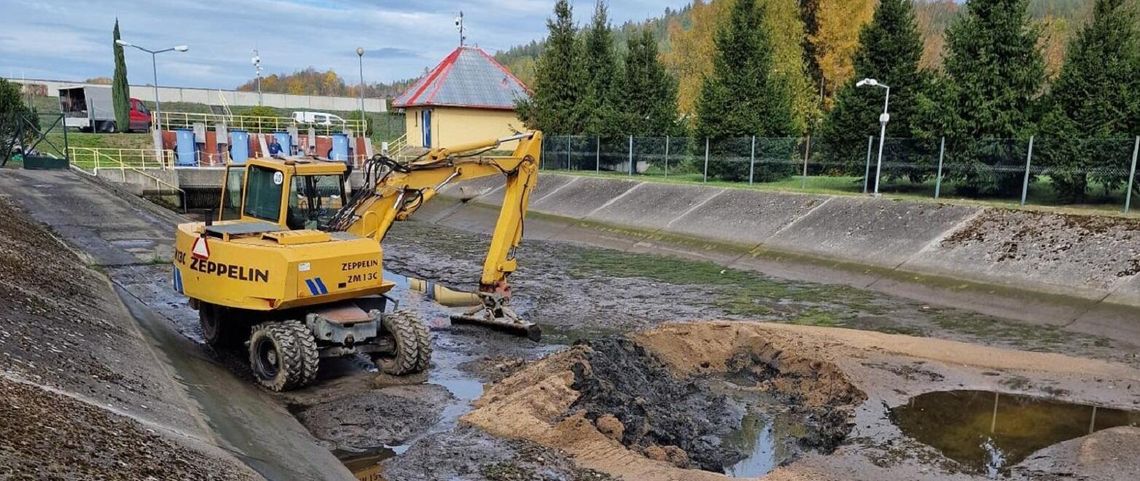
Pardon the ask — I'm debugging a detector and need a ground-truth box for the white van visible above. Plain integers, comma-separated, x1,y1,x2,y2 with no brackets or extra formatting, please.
291,111,346,127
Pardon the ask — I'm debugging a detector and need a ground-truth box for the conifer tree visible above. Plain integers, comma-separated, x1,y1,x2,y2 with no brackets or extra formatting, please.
933,0,1046,195
112,19,130,132
517,0,583,134
1038,0,1140,200
579,1,622,137
621,29,680,136
694,0,796,181
818,0,928,179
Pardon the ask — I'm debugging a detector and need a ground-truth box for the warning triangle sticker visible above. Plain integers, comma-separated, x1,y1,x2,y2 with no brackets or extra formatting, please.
191,236,210,260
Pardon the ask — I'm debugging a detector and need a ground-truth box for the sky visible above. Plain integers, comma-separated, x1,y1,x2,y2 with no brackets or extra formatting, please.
0,0,690,90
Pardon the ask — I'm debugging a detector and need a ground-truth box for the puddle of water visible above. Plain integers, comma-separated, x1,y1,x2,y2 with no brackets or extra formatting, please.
337,448,395,481
722,408,803,477
892,390,1140,476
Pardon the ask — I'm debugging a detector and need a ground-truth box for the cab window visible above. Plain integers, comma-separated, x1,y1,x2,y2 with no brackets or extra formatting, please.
220,167,245,220
243,165,285,222
287,174,345,230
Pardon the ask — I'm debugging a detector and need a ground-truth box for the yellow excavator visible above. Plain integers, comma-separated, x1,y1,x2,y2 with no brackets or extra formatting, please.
172,132,541,391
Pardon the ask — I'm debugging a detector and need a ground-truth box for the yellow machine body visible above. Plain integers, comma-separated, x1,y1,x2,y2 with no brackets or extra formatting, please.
173,133,541,320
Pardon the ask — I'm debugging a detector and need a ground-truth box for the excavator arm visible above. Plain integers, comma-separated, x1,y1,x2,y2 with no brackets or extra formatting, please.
328,131,542,338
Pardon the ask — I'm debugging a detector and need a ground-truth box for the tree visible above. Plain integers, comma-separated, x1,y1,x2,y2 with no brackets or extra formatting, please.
818,0,929,179
112,19,130,132
621,28,680,136
1,79,37,165
1037,0,1140,200
579,1,622,137
694,0,797,182
805,0,877,106
928,0,1046,196
517,0,584,134
763,0,818,135
664,0,728,121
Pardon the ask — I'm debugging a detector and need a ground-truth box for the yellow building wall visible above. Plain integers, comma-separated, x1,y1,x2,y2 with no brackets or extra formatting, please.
404,107,524,150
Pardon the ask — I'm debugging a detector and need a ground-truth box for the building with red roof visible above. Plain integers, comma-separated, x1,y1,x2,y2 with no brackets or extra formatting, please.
393,46,530,149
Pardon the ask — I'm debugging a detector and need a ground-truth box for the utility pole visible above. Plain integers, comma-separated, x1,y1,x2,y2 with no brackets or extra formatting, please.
252,49,263,106
356,47,366,135
117,40,188,133
856,78,890,196
455,11,466,47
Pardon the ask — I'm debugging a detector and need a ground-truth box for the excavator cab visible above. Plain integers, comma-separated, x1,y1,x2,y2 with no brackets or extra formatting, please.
218,159,348,231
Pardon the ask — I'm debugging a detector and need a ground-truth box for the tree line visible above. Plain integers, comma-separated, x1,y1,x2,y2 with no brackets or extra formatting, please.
520,0,1140,200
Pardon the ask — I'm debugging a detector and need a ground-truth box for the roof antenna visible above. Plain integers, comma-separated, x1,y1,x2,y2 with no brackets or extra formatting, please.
455,11,466,47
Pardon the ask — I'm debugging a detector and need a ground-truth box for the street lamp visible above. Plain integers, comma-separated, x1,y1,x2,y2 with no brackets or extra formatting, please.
856,78,890,196
252,49,263,106
116,40,188,133
356,47,365,137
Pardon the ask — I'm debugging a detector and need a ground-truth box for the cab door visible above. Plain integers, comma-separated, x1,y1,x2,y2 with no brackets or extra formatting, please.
219,166,246,221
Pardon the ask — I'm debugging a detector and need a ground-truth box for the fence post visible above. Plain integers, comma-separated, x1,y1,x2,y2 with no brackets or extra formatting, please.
749,135,756,185
596,135,601,173
934,136,946,199
863,136,873,194
801,135,811,190
1126,136,1139,214
566,134,571,170
703,137,710,183
628,135,634,176
1020,135,1034,207
664,135,670,178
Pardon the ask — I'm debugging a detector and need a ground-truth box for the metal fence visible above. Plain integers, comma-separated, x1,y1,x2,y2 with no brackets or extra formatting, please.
540,134,1140,212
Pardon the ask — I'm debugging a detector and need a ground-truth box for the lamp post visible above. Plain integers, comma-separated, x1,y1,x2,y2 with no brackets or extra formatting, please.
116,40,188,133
356,47,365,135
856,78,890,196
252,49,262,106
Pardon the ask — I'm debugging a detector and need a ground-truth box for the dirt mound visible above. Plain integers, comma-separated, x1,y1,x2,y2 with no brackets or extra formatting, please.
568,337,747,470
463,323,867,480
0,377,257,480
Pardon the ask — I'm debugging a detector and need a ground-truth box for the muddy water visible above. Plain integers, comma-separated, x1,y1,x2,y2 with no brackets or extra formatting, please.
721,408,802,477
892,390,1140,477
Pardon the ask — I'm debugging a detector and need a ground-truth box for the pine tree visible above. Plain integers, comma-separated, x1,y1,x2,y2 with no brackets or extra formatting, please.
933,0,1046,196
694,0,796,182
1038,0,1140,200
579,1,622,137
818,0,928,179
621,28,680,136
112,19,130,132
517,0,583,135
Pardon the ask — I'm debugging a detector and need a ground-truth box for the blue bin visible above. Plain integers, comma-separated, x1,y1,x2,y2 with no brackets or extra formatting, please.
274,132,292,157
331,133,349,161
175,129,197,166
230,130,249,164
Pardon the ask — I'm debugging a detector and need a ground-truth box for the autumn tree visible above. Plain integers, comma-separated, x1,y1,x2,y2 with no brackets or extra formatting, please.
579,1,622,137
818,0,929,179
805,0,876,106
664,0,727,121
620,28,680,135
1037,0,1140,200
695,0,796,181
926,0,1046,196
517,0,584,134
764,0,818,134
112,19,130,131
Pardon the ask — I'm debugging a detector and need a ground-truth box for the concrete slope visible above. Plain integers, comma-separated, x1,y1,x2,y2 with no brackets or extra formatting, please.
0,169,353,481
443,172,1140,342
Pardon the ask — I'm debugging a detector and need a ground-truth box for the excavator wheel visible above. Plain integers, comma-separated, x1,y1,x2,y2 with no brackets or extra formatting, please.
249,320,320,391
373,310,431,375
198,303,247,348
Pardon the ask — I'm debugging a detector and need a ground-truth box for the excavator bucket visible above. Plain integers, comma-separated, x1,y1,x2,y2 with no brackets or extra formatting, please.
407,277,541,341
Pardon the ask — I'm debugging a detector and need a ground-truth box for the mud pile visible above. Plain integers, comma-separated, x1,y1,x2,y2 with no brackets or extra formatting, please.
462,322,867,481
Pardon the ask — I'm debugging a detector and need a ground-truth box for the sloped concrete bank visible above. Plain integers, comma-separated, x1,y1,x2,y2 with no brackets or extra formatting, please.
432,173,1140,344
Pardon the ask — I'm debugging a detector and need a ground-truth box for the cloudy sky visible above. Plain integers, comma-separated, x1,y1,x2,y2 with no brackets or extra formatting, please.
0,0,688,89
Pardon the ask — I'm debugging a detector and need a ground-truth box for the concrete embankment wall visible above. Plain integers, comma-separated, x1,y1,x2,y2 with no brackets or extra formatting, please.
435,173,1140,342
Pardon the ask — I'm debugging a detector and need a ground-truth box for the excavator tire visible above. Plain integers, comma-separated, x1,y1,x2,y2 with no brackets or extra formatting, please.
374,310,430,376
249,320,319,391
198,303,247,348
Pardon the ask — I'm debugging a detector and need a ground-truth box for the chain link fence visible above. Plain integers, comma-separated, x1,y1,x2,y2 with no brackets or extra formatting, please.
540,134,1140,212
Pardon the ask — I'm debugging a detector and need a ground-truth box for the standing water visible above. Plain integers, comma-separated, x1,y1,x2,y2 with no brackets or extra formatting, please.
892,390,1140,476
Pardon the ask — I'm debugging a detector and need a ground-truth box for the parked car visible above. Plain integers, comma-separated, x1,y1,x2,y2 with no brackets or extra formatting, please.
58,86,151,132
291,111,345,127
